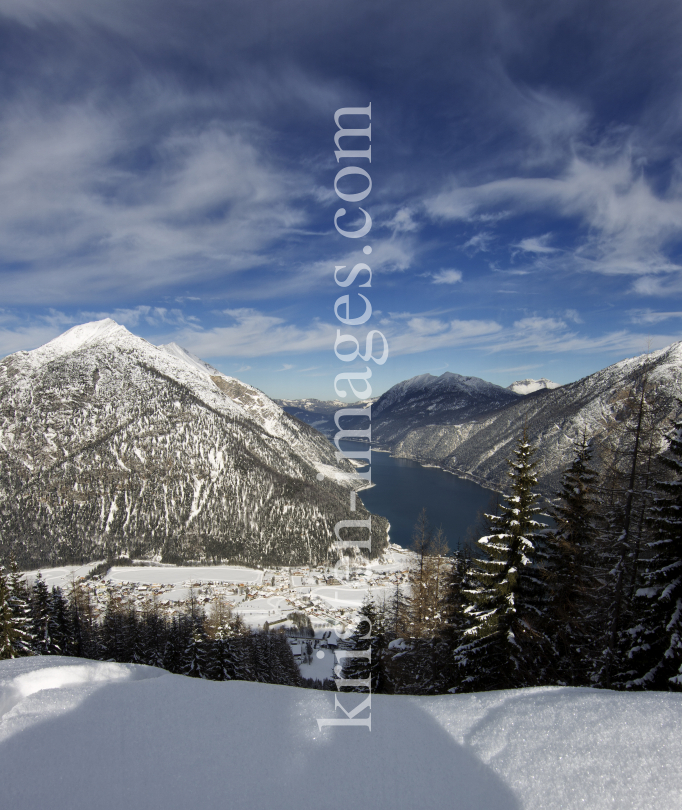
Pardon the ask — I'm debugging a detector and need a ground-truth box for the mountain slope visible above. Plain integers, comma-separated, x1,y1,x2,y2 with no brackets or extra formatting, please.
371,371,522,446
386,344,682,494
0,320,386,567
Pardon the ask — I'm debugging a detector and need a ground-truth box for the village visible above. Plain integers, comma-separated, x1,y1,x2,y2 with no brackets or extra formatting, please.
25,544,413,630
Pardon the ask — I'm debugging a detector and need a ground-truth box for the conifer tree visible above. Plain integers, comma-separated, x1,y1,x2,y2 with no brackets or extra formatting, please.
68,577,97,659
0,564,21,660
626,415,682,690
340,597,391,694
7,556,33,657
50,587,75,656
31,574,61,655
544,435,603,685
163,616,186,674
596,372,664,687
455,434,551,691
183,623,210,679
99,595,132,662
387,579,409,637
139,600,167,669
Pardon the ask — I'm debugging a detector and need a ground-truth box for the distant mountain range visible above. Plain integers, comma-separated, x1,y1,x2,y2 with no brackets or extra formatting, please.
0,320,387,568
283,347,682,495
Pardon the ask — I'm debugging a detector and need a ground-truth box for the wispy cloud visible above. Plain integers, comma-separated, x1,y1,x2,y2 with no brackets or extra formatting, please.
425,144,682,285
513,233,558,255
462,232,493,254
168,309,335,358
0,97,311,304
628,308,682,324
431,269,463,285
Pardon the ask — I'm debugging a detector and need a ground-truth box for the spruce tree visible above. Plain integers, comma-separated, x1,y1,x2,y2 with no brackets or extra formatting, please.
163,616,186,674
544,435,603,685
183,624,210,679
0,564,20,660
596,373,664,687
455,434,551,691
31,574,61,655
50,587,75,657
626,416,682,690
340,597,391,694
68,577,97,659
7,556,33,657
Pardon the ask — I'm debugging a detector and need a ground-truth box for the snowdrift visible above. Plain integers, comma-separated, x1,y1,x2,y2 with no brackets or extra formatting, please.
1,657,680,810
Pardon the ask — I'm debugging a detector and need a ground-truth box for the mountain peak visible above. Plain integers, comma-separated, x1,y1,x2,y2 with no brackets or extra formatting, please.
34,319,131,360
507,378,560,395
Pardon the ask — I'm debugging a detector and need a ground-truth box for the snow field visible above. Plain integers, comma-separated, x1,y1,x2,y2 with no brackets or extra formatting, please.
105,565,264,586
23,563,104,590
311,584,393,606
1,657,681,810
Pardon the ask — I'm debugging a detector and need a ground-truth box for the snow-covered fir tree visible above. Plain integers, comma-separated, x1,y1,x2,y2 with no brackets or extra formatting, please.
340,597,391,694
0,564,21,659
6,556,33,656
595,374,665,687
626,416,682,690
183,623,210,679
544,435,603,685
455,434,551,691
31,574,62,656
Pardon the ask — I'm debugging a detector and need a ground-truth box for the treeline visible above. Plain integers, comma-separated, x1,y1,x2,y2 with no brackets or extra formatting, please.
0,567,301,686
340,388,682,694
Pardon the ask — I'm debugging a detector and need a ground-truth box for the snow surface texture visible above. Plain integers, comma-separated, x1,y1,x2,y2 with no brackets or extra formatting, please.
1,657,680,810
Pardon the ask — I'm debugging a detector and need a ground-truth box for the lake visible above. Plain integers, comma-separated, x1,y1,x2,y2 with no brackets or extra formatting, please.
341,440,500,553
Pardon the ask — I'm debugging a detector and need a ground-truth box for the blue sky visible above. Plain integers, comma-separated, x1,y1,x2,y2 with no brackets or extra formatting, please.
1,0,682,399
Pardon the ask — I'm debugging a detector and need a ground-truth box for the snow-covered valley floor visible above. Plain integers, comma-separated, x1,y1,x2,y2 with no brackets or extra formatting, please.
1,657,679,810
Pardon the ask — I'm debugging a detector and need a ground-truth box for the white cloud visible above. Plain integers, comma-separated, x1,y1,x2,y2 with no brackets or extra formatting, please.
628,308,682,324
169,309,336,358
0,97,311,303
384,207,420,235
425,145,682,284
78,306,192,328
514,233,558,254
462,232,493,254
0,325,65,356
431,269,463,285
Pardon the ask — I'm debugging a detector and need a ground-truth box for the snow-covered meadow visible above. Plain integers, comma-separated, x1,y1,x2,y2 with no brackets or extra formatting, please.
1,656,679,810
106,565,264,586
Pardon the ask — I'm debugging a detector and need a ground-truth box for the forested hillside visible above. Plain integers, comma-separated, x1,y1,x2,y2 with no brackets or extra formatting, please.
0,320,387,567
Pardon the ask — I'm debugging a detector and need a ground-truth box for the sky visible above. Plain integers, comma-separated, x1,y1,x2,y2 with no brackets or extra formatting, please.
1,0,682,399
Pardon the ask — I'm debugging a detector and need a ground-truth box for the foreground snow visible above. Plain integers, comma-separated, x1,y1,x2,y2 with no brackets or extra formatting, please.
1,658,680,810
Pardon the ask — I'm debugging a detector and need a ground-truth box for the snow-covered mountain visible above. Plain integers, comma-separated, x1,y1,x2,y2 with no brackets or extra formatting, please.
3,656,682,810
507,377,560,395
370,371,522,446
0,320,386,568
387,343,682,494
276,397,376,439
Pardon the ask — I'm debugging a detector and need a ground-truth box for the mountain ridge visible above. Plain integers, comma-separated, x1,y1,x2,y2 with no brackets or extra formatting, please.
280,344,682,495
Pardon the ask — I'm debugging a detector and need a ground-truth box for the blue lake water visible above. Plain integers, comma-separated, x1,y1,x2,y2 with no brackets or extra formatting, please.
341,441,500,553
